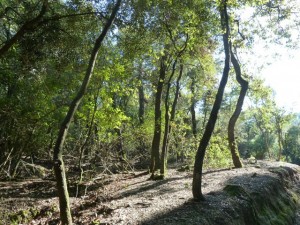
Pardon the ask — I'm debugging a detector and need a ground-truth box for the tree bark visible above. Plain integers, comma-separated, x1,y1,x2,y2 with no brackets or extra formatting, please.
150,54,168,175
170,64,183,124
52,1,121,224
192,0,231,201
160,60,179,177
138,66,145,125
112,94,126,161
275,115,284,161
190,75,197,138
276,125,284,161
227,48,248,168
137,66,147,153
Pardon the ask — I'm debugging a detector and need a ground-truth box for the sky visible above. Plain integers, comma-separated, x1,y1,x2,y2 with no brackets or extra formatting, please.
260,50,300,113
238,1,300,113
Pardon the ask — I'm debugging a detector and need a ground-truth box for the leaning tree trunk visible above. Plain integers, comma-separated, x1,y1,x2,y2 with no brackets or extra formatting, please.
52,1,121,224
192,0,231,201
227,48,248,168
150,54,168,176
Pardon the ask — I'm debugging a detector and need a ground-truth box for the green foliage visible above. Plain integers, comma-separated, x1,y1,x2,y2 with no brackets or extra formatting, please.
0,0,299,182
283,124,300,164
7,205,57,225
204,135,233,169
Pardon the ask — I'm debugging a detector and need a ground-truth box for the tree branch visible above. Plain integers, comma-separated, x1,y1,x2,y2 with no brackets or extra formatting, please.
0,0,48,57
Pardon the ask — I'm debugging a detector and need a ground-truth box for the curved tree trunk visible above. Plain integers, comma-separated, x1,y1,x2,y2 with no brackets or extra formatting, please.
192,0,231,201
201,91,210,134
227,48,248,168
52,1,121,224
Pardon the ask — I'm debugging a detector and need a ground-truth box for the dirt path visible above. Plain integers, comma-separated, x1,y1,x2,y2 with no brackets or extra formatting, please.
0,160,299,225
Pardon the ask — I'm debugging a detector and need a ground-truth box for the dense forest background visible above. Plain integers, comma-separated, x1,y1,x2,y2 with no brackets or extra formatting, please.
1,0,300,223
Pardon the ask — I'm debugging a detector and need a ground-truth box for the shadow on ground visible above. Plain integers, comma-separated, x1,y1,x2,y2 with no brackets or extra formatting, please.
141,167,299,225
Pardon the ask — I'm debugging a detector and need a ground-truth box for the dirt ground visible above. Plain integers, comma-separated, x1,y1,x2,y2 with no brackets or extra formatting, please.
0,160,299,225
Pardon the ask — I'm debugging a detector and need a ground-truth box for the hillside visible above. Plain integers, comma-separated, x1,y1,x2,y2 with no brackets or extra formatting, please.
0,160,299,225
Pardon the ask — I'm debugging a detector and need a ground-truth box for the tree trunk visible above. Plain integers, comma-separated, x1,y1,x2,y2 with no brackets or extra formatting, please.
190,75,197,138
115,127,125,160
201,91,210,134
227,48,248,168
150,54,168,175
192,0,231,201
277,126,284,161
52,1,121,224
160,60,177,177
112,94,125,161
275,116,284,161
138,66,145,125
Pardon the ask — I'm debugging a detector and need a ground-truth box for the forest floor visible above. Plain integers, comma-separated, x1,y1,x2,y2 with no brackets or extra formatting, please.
0,160,300,225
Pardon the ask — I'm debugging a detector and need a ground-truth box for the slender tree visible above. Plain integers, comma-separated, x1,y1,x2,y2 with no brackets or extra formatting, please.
138,69,145,125
227,48,248,168
190,74,198,138
160,63,183,177
150,53,168,176
52,1,121,224
192,0,231,201
160,60,177,175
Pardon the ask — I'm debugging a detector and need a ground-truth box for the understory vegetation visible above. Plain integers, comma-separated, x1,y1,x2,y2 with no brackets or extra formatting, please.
1,0,300,224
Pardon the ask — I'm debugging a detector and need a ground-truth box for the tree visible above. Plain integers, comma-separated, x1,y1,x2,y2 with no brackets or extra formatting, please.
227,47,248,168
52,1,121,224
190,73,198,138
150,52,168,175
284,124,300,164
160,62,184,177
192,0,231,201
